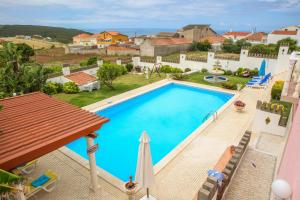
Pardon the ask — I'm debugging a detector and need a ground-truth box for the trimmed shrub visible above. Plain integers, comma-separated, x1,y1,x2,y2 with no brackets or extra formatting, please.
160,65,173,74
184,68,191,72
63,82,80,94
201,68,208,74
222,82,237,90
171,67,183,73
43,82,63,95
87,56,98,66
271,81,284,100
224,70,233,75
45,65,62,73
80,60,88,67
125,63,133,72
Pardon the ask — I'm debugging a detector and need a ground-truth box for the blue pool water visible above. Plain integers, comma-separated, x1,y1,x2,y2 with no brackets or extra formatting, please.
66,83,233,182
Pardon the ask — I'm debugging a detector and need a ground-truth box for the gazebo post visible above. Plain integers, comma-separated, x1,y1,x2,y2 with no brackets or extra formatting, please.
86,133,100,192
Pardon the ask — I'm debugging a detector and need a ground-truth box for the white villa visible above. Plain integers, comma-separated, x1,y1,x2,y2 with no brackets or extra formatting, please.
267,26,300,45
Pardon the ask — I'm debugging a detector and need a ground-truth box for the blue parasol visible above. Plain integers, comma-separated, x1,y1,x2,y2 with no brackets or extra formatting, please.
259,59,266,77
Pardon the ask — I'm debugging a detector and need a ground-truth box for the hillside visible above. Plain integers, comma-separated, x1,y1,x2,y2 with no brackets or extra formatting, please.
0,25,91,43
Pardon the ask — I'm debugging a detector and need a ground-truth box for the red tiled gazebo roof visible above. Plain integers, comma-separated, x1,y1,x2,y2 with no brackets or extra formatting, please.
0,92,109,170
65,72,98,86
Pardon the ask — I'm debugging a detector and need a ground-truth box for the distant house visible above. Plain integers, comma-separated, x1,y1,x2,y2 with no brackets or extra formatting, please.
32,35,43,40
267,29,300,46
72,33,93,46
140,38,192,56
177,24,217,41
73,31,129,48
244,32,267,44
133,35,149,45
280,25,300,32
200,35,226,50
223,32,251,42
96,31,129,48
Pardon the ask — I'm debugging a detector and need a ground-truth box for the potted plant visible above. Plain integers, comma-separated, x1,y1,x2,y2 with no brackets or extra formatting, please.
234,100,246,112
125,176,136,200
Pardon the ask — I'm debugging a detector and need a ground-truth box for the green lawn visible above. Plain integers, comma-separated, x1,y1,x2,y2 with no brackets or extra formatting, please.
53,72,250,107
185,72,251,88
53,73,165,107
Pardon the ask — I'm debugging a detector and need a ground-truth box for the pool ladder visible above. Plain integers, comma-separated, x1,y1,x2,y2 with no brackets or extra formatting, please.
203,110,218,122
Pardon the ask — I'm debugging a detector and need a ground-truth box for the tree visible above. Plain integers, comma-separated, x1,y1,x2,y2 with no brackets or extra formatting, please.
235,39,251,50
221,39,237,53
277,38,298,52
190,40,212,51
249,44,277,54
87,56,98,66
0,42,48,97
0,42,34,68
222,39,251,54
0,169,24,198
15,43,34,63
97,63,124,90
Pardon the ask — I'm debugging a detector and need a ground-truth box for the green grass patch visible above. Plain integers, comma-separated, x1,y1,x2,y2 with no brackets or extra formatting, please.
184,72,250,89
53,73,165,107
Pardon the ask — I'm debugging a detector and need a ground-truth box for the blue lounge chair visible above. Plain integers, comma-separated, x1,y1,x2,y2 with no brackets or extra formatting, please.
247,73,271,88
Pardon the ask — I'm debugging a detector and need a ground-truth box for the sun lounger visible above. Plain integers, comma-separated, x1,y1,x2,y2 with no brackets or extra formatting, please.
25,170,59,199
12,160,38,175
246,73,271,88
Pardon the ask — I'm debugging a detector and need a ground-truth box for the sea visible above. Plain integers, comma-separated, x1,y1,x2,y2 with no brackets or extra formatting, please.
84,28,226,37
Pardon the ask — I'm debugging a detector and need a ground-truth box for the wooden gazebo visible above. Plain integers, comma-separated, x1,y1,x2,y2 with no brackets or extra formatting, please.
0,92,109,191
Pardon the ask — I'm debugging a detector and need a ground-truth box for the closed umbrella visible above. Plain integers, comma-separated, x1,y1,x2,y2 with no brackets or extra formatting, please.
259,59,266,77
135,131,156,200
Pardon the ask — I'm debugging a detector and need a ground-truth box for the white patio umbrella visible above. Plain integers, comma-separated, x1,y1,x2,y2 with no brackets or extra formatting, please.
135,131,156,200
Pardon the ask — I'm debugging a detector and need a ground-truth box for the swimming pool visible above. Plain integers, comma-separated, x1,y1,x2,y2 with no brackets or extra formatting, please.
66,83,233,182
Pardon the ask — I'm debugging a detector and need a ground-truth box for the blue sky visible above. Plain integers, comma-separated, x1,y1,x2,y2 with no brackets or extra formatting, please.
0,0,299,32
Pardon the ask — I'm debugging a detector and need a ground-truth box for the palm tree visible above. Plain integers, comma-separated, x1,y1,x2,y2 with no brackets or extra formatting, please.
0,42,48,97
0,169,25,200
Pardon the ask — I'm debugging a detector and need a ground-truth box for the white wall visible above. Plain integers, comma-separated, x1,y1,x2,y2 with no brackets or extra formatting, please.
267,31,300,46
251,110,287,136
134,46,290,75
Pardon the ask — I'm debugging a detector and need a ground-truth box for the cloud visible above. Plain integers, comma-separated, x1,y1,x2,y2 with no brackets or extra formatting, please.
0,0,97,9
0,0,299,29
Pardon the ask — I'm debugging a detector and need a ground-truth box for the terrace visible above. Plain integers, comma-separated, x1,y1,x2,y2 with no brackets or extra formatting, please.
1,72,290,200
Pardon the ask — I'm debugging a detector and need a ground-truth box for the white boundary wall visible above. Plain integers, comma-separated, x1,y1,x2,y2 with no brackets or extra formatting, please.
133,46,291,75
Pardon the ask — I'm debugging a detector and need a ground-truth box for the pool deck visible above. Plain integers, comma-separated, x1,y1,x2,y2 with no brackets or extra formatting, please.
33,74,287,200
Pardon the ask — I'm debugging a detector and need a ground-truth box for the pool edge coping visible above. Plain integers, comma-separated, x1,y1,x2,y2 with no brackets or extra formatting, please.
59,79,239,193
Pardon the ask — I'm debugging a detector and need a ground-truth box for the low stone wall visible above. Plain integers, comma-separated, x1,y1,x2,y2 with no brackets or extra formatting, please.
197,131,252,200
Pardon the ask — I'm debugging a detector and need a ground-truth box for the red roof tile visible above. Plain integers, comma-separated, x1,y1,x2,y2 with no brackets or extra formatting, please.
73,33,92,39
271,30,297,35
200,36,226,44
0,92,108,170
65,72,98,86
223,32,251,37
245,32,266,41
151,38,192,46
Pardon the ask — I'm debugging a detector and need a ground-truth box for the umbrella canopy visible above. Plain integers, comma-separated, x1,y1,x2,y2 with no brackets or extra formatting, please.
259,59,266,77
135,131,155,189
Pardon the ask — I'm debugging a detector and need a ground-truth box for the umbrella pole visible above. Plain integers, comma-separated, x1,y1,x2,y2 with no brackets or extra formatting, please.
147,188,149,198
